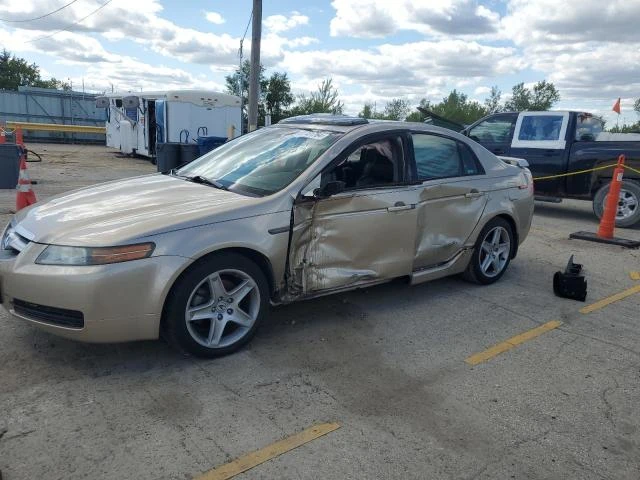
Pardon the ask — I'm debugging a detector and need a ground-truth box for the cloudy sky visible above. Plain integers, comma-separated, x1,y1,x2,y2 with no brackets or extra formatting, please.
1,0,638,124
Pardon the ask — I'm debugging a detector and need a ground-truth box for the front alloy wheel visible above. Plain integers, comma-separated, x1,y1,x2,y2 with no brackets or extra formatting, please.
185,269,260,349
163,253,268,357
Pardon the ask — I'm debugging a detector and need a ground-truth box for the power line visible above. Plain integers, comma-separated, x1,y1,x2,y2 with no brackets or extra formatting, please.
25,0,114,44
0,0,81,23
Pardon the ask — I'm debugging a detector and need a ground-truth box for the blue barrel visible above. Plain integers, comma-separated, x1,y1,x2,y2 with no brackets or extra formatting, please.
197,136,227,156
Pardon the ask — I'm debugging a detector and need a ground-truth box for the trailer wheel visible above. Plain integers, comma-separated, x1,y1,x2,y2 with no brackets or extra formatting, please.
593,180,640,228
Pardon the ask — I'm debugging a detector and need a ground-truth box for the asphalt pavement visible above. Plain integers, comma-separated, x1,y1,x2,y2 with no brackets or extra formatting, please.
1,145,639,479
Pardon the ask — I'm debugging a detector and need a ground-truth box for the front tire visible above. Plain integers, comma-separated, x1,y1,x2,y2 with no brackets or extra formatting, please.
593,180,640,228
463,218,514,285
162,253,269,358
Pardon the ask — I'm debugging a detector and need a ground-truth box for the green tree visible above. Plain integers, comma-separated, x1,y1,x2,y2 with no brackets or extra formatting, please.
405,99,430,122
484,86,502,114
225,60,268,128
358,102,374,119
429,90,487,124
530,80,560,110
359,99,409,120
288,78,344,116
0,50,69,90
634,98,640,116
265,72,294,124
504,81,560,111
381,98,410,120
504,83,531,111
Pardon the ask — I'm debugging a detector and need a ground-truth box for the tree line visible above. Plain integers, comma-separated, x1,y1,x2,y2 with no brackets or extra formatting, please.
0,50,70,91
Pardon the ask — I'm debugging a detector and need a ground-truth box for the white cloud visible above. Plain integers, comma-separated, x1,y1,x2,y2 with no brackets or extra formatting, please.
329,0,500,38
280,40,525,91
204,11,225,25
264,12,309,34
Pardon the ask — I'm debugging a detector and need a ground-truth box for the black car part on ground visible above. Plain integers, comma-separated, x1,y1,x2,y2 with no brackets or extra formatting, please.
553,255,587,301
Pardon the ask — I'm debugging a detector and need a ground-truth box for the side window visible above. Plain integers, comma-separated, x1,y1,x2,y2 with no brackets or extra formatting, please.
459,142,484,176
412,134,467,180
321,136,403,190
575,113,604,141
518,115,564,141
468,116,516,143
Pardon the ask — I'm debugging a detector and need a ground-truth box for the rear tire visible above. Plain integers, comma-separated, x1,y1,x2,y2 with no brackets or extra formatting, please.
463,217,514,285
593,180,640,228
162,252,269,358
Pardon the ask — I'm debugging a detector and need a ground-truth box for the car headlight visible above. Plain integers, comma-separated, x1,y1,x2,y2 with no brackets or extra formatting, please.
36,242,155,266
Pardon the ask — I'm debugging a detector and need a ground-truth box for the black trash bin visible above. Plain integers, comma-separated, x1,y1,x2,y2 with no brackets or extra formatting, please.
156,142,182,172
0,144,21,189
180,143,201,165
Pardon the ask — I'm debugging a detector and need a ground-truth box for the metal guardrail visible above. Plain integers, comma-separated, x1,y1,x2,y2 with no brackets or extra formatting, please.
6,121,106,134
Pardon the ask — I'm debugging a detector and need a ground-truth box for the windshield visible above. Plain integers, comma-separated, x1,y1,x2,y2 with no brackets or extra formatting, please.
177,127,342,196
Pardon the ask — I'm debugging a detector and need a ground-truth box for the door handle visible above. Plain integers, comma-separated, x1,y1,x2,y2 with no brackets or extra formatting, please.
387,201,414,212
465,189,484,199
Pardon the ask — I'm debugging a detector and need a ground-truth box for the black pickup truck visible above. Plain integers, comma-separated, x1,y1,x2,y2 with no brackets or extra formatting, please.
432,111,640,227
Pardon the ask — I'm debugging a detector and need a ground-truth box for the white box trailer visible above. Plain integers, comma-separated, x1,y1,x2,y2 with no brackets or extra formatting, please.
95,90,241,158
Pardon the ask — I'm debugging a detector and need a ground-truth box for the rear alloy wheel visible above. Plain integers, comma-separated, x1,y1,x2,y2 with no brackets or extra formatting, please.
463,218,514,285
593,180,640,228
163,253,268,357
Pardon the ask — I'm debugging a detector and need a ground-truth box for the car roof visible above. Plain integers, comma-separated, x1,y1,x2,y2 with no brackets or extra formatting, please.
276,114,464,137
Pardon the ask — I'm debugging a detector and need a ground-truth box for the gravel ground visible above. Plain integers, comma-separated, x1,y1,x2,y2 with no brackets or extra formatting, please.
1,144,639,480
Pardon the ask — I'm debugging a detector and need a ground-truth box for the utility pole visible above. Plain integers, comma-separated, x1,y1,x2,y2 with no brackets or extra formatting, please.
247,0,262,132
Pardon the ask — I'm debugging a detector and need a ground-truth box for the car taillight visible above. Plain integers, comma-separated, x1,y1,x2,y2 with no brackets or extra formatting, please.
519,169,533,191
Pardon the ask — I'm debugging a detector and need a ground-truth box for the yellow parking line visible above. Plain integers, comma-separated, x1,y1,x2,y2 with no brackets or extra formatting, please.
630,271,640,281
194,423,341,480
465,320,562,366
580,284,640,314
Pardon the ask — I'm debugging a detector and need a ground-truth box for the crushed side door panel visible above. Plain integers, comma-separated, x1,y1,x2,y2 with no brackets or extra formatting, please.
287,189,417,298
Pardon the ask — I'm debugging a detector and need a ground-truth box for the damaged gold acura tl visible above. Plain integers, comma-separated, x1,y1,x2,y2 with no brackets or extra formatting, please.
0,115,534,357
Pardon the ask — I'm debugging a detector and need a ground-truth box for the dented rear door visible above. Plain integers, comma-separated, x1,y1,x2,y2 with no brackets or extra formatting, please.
289,186,418,295
410,132,489,270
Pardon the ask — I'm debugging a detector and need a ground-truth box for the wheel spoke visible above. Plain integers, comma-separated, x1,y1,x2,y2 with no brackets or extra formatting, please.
207,318,226,346
492,256,502,272
187,303,215,322
497,244,510,256
491,228,501,246
481,254,493,272
481,241,493,254
228,279,255,304
208,273,227,299
229,307,253,327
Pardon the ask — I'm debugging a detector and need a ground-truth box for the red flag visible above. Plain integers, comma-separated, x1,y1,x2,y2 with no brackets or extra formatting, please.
612,98,621,114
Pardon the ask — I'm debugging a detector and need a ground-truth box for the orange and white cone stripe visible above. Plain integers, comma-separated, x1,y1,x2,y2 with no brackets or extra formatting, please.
16,157,37,211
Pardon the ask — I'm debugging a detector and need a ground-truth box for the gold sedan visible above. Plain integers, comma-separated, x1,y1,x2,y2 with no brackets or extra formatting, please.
0,115,534,357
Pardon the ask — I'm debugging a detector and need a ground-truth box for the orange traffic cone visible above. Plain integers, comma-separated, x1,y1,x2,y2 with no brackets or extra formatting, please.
15,127,23,146
570,154,640,248
16,156,37,211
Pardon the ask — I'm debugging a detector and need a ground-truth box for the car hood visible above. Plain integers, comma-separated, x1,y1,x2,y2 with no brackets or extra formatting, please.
14,174,266,246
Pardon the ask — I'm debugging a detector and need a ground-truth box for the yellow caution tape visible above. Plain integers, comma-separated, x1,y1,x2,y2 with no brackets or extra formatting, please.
533,163,617,181
623,164,640,175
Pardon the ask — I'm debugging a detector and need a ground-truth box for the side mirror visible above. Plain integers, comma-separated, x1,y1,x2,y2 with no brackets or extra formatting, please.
317,180,346,198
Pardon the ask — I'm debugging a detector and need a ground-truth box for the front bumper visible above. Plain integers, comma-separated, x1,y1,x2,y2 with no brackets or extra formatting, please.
0,242,189,343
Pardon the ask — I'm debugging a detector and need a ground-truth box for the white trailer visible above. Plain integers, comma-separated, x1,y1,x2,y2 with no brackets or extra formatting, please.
95,90,241,158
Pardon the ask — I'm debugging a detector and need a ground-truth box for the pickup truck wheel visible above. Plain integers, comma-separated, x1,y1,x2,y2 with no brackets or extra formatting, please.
593,180,640,228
